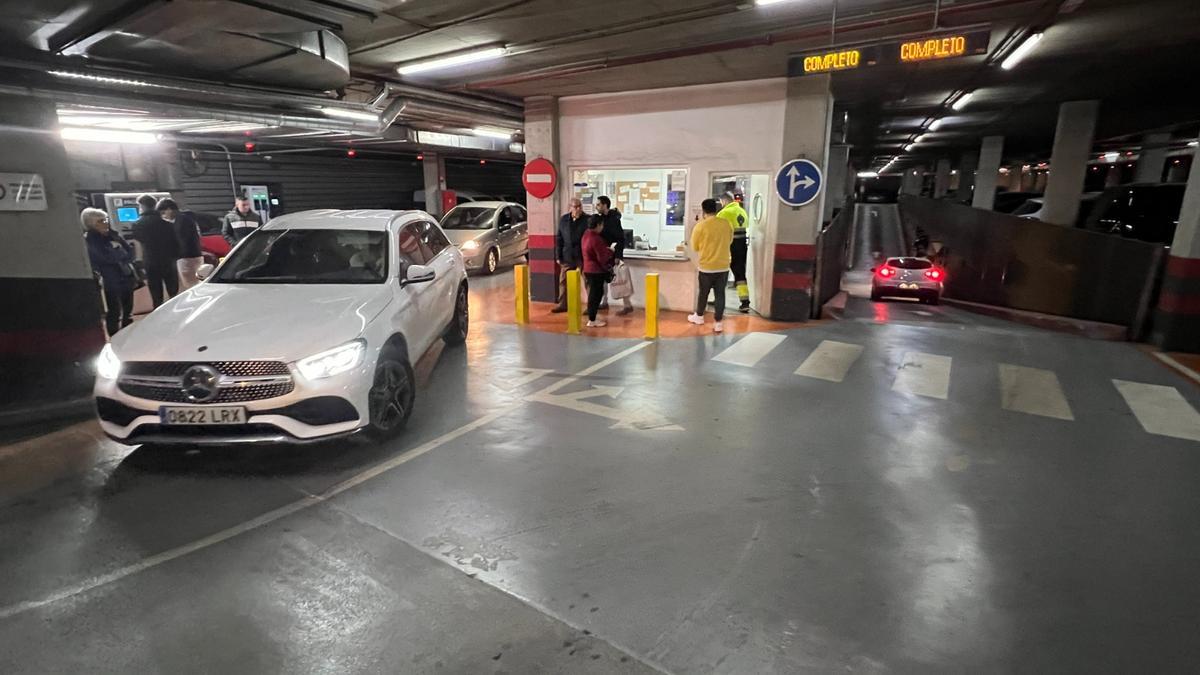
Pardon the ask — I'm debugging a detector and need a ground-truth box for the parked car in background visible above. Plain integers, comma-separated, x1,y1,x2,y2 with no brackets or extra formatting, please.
993,191,1043,214
440,201,529,275
1013,193,1100,226
94,209,469,446
1083,182,1186,245
188,211,232,265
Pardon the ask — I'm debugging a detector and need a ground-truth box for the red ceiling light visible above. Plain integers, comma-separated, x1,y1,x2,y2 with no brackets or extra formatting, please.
416,153,424,161
347,149,357,157
480,159,487,165
243,141,255,151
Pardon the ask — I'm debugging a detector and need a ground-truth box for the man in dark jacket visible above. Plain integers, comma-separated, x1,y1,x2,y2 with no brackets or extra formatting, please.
82,207,136,336
551,197,590,313
222,195,263,245
595,195,633,314
132,193,180,307
157,198,203,290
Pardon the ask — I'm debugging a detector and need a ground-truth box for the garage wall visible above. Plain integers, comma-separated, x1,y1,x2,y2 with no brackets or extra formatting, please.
444,158,523,198
180,150,424,217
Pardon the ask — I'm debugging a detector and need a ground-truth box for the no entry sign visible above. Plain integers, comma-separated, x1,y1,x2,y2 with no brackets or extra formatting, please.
522,157,558,199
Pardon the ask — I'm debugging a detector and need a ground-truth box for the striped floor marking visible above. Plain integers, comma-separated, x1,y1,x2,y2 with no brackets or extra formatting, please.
998,364,1074,421
712,332,788,368
796,341,864,382
892,351,952,400
1113,380,1200,442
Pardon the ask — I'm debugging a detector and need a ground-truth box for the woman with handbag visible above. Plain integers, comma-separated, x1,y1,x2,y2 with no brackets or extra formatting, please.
82,207,138,337
581,215,615,328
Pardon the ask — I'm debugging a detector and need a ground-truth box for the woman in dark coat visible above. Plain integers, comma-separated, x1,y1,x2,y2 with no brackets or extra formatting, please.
82,207,137,337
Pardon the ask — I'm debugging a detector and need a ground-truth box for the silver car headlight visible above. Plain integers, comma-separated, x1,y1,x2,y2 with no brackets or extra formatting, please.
460,239,479,251
96,343,121,380
296,340,365,380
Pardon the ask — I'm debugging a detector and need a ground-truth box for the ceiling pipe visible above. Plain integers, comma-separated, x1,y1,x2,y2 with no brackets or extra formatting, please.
363,80,521,118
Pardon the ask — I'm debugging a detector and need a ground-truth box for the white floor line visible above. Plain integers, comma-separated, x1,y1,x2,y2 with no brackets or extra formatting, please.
0,341,652,621
1113,380,1200,442
998,364,1075,421
892,351,952,400
712,333,788,368
795,340,864,382
1153,353,1200,387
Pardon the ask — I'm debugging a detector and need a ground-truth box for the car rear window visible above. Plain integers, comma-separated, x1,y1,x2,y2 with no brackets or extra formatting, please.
888,258,932,270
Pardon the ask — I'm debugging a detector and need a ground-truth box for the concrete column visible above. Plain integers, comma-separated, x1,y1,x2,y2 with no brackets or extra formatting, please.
0,95,105,416
957,151,978,202
523,95,561,302
900,166,924,195
1041,100,1099,225
933,159,952,198
1153,133,1200,352
421,153,447,218
1135,132,1171,184
972,136,1004,210
768,74,833,321
823,143,851,223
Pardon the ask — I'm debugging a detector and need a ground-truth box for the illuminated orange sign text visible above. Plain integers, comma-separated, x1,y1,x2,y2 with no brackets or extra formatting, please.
899,35,967,61
803,49,861,73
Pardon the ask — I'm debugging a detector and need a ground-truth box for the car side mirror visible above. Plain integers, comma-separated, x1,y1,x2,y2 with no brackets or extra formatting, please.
403,264,435,285
196,263,214,281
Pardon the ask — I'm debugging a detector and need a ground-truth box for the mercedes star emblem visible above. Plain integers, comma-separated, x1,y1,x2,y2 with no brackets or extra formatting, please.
181,365,220,403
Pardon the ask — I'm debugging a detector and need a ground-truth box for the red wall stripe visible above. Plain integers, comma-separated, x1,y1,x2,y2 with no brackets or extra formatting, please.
1158,291,1200,315
529,259,557,275
775,243,816,261
529,234,555,249
773,272,813,290
0,328,106,357
1166,256,1200,279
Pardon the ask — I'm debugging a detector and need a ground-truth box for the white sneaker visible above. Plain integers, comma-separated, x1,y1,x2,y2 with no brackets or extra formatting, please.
587,319,607,328
687,314,705,325
713,321,723,333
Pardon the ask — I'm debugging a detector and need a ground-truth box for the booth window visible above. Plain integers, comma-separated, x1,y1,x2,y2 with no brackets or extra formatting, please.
571,167,688,253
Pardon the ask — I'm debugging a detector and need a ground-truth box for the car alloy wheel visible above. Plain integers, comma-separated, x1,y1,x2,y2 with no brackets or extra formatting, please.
485,248,499,275
368,354,414,438
444,284,469,345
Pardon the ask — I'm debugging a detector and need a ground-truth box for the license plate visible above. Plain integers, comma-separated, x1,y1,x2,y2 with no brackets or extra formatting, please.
159,406,247,425
899,283,919,289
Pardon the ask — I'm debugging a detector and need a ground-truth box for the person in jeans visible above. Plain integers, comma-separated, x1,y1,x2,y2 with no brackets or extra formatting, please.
595,195,634,315
132,193,180,307
552,197,589,313
82,208,136,337
688,198,732,333
157,198,203,290
581,215,614,328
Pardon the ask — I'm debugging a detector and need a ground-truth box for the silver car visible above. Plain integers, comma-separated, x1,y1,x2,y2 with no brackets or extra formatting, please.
871,257,945,304
440,201,529,275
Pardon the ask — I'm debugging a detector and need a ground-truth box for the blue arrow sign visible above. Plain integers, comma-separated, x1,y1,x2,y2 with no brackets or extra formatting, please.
775,159,823,207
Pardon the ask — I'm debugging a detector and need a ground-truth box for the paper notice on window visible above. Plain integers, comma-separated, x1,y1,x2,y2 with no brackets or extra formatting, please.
0,173,47,211
642,199,660,213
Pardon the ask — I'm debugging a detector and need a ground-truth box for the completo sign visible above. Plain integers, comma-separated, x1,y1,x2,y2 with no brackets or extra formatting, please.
0,173,47,211
789,29,990,76
900,35,967,62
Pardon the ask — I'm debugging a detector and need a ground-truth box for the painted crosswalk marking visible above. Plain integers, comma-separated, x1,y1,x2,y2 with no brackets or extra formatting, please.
1113,380,1200,442
712,333,788,368
999,364,1074,420
892,351,952,399
796,341,864,382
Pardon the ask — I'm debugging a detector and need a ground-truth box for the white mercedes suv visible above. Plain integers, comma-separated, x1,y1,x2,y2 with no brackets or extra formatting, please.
94,209,469,446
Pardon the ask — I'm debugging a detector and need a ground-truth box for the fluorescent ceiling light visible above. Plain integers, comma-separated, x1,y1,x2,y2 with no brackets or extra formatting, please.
1189,141,1199,147
50,70,159,88
397,46,507,75
1103,151,1119,163
322,107,379,123
1001,32,1043,70
952,92,974,111
473,126,515,139
857,171,879,178
61,126,158,144
904,143,915,152
755,0,794,5
928,119,943,131
915,134,927,143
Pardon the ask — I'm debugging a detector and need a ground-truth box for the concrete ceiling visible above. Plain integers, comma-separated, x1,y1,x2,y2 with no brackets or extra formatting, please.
0,0,1197,168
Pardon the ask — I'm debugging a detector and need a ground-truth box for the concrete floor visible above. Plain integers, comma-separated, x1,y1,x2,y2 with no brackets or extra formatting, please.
3,208,1200,673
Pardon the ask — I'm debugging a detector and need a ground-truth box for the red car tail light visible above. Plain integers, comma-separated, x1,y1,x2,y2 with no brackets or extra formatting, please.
877,266,896,278
924,268,944,281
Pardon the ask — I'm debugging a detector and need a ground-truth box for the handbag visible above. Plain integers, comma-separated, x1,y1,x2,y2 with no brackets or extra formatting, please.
608,260,634,300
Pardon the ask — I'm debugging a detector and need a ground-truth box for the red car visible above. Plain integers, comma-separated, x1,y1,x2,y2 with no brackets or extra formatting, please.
189,211,232,265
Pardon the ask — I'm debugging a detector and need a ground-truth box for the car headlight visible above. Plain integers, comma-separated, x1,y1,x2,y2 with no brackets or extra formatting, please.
96,343,121,380
296,340,365,380
460,240,479,251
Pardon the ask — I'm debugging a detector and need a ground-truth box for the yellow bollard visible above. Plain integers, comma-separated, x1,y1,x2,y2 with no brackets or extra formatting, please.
644,273,659,340
566,269,582,334
514,264,530,325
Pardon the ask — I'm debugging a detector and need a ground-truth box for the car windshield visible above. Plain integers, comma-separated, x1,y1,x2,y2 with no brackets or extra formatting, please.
1012,200,1042,216
888,258,933,270
211,228,388,284
441,207,495,230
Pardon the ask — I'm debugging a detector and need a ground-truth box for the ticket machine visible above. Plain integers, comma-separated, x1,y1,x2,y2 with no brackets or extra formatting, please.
102,191,170,236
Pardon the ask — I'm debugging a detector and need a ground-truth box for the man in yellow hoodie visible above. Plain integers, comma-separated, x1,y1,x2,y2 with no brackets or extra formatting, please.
689,198,733,333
